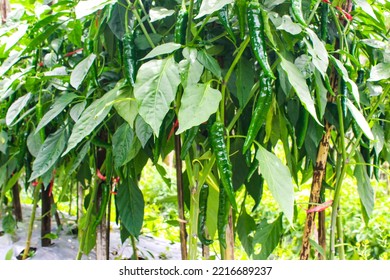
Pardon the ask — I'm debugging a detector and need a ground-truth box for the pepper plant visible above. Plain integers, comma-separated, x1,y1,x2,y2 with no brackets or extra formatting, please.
0,0,389,260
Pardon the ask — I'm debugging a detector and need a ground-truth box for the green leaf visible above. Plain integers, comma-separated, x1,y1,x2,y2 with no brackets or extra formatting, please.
346,99,374,141
237,209,256,257
112,123,140,168
149,7,175,22
5,248,13,260
117,177,144,238
314,70,327,120
305,28,328,77
354,152,375,218
0,130,8,154
273,14,302,35
256,145,294,223
36,93,78,133
62,86,119,156
2,213,16,235
329,56,360,104
75,0,116,19
70,101,87,122
29,127,67,182
279,57,321,126
179,48,204,88
135,115,153,148
197,49,222,79
68,141,90,175
141,43,181,60
134,57,180,136
0,53,21,77
236,57,254,108
176,83,221,134
6,93,32,126
309,238,325,258
253,215,283,260
70,54,96,89
368,63,390,82
113,90,138,128
27,129,43,157
372,123,385,154
355,0,378,22
195,0,234,19
5,24,28,52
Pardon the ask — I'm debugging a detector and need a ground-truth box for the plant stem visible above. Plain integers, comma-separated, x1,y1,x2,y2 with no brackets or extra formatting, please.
174,131,188,260
130,234,138,259
22,184,40,260
329,95,348,260
184,154,199,259
336,215,345,259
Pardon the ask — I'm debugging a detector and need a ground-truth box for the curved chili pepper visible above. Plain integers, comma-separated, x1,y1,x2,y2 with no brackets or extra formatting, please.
180,125,198,160
123,31,137,86
243,74,273,153
217,186,229,249
236,0,247,40
296,105,309,149
292,0,307,26
209,121,237,211
198,184,213,245
93,182,110,229
174,9,188,62
247,2,275,79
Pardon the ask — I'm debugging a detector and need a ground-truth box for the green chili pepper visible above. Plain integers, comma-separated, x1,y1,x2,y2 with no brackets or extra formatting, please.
373,152,380,181
180,126,198,160
218,5,236,43
93,182,110,229
209,121,238,211
320,2,329,41
360,135,371,177
292,0,306,26
198,184,213,246
217,186,229,249
236,0,247,40
340,79,348,118
123,31,137,86
243,74,272,154
356,69,365,85
174,9,188,45
296,105,309,149
174,9,188,62
247,2,275,79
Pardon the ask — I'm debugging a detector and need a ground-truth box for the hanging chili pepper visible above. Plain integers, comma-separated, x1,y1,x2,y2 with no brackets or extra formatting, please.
236,0,247,40
180,125,198,160
217,187,229,248
209,121,238,211
198,184,213,245
320,2,329,41
174,8,188,62
243,74,273,153
296,105,309,149
123,31,137,86
340,79,348,118
247,2,275,79
174,9,188,45
292,0,307,26
93,182,110,229
218,5,236,43
373,152,380,181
